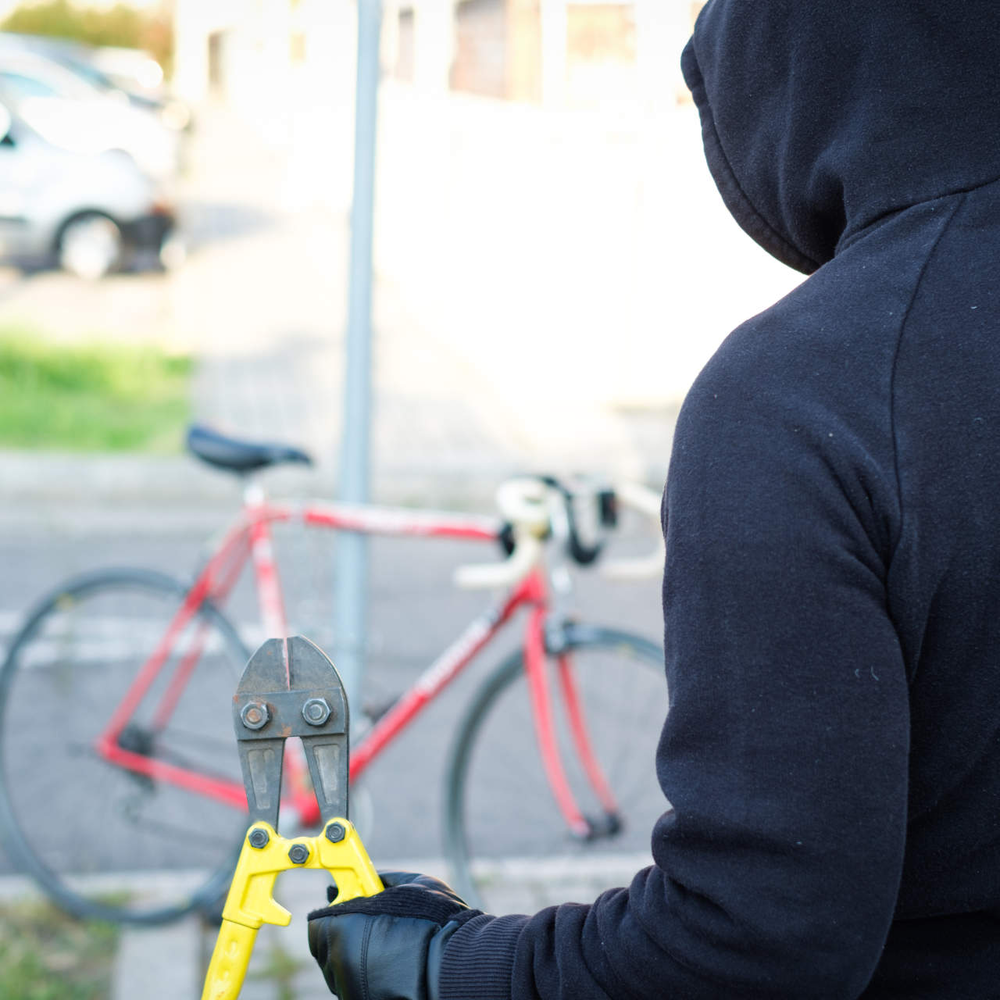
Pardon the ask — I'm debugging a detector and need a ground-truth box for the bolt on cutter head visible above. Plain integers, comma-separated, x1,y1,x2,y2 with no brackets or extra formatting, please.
232,635,350,831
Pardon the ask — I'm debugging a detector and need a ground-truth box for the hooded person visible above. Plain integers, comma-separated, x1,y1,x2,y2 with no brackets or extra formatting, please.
307,2,1000,996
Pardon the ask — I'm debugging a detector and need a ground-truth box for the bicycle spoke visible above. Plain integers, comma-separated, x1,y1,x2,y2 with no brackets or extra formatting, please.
446,630,667,912
0,569,250,924
115,794,237,850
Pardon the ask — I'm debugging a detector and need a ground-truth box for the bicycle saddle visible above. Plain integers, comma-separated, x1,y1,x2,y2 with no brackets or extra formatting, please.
186,424,314,474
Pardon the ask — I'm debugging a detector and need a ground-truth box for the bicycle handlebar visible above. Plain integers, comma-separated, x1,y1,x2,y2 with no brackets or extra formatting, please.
598,482,665,581
454,479,550,589
453,477,664,590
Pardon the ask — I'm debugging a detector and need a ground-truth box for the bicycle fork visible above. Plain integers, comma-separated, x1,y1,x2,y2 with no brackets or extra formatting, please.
523,606,623,842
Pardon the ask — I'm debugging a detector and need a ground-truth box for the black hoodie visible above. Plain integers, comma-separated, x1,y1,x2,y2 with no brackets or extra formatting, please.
439,3,1000,996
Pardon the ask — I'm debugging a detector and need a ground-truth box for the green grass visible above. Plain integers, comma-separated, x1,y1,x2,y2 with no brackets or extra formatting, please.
0,331,192,452
0,898,118,1000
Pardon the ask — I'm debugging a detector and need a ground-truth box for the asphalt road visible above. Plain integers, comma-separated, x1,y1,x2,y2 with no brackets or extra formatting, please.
0,503,665,908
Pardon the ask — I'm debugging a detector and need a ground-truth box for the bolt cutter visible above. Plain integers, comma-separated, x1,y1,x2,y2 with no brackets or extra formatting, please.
201,635,383,1000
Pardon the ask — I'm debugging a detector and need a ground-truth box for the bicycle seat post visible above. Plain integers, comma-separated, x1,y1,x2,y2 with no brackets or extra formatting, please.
242,473,267,513
240,473,289,641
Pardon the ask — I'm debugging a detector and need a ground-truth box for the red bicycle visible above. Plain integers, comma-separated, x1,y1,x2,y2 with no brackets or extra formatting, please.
0,425,667,923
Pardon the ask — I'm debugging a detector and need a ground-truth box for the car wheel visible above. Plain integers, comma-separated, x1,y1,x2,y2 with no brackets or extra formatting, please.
58,214,123,280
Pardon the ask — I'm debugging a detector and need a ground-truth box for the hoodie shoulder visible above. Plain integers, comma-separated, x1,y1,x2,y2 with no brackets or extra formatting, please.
686,195,962,413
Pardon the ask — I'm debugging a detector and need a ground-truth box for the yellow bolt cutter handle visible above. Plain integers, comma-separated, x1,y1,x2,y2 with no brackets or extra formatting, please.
201,818,383,1000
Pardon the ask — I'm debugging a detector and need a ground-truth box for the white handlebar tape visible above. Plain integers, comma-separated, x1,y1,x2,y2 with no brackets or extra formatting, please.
494,478,550,530
454,531,543,589
453,479,550,589
454,478,665,589
600,482,665,580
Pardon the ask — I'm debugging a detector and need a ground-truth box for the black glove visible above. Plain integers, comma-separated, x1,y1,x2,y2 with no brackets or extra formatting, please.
307,871,483,1000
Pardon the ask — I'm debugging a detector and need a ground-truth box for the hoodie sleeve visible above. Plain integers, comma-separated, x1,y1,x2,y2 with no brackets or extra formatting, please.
439,311,909,1000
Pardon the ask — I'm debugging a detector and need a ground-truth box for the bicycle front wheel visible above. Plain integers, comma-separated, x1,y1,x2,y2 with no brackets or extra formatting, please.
0,568,250,924
444,626,668,913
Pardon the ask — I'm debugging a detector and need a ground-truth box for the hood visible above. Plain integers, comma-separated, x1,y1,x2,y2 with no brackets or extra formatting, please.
682,1,1000,274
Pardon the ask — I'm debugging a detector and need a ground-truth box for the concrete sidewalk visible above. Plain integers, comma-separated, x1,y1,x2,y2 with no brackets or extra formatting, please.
0,409,675,513
0,853,648,997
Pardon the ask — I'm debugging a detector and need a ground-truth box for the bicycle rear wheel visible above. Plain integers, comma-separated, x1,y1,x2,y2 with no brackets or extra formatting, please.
0,568,250,924
444,625,667,913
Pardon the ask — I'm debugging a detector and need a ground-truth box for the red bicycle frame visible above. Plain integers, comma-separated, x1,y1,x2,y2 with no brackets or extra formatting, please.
93,489,621,835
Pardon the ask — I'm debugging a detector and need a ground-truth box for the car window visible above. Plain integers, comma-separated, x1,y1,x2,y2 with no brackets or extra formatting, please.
0,71,57,99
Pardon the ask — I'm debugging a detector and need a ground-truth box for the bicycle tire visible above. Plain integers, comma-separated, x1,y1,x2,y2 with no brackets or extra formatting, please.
444,625,668,913
0,568,250,925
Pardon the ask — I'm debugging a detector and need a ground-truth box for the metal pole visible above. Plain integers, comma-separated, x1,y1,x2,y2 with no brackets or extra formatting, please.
335,0,382,723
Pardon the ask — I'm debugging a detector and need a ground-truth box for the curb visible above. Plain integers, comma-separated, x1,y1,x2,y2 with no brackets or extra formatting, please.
0,434,672,514
0,450,517,511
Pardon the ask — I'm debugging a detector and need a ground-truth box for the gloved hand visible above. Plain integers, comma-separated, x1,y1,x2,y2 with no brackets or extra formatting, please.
307,871,483,1000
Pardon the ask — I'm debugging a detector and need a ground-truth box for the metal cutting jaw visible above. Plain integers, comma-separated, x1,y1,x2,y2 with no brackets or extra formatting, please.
234,634,350,830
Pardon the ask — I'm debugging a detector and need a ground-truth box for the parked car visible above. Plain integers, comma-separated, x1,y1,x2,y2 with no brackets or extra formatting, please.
0,43,181,180
0,99,181,278
0,33,192,133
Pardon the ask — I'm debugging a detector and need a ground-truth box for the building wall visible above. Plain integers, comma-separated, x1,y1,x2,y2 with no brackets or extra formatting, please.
567,2,635,63
505,0,541,102
174,0,706,109
565,2,636,107
449,0,702,107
